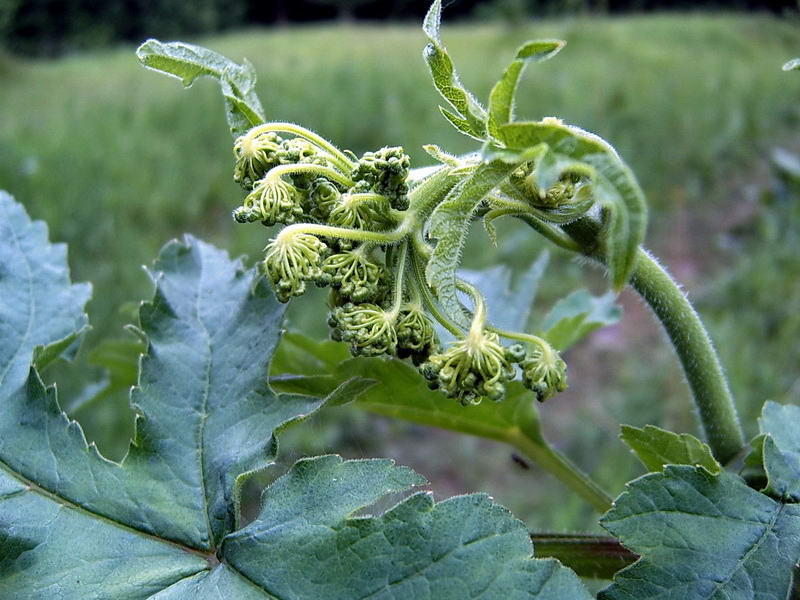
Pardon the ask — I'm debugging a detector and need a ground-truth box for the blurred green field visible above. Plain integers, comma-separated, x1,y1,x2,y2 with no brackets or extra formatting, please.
2,14,799,537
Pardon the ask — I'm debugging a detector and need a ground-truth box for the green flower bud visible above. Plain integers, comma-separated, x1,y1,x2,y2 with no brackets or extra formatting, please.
233,130,284,188
329,302,398,357
422,331,516,405
237,177,304,226
308,177,342,221
327,193,391,231
521,341,568,402
396,305,438,356
351,146,411,211
280,139,332,188
262,232,329,303
320,248,386,303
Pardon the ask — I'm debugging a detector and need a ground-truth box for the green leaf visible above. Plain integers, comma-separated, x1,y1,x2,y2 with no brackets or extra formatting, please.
426,147,544,327
758,401,800,501
498,120,648,290
600,466,800,599
540,289,622,351
136,39,265,137
488,40,565,139
460,250,550,333
423,0,487,140
783,58,800,71
619,425,721,475
224,455,592,600
0,192,91,398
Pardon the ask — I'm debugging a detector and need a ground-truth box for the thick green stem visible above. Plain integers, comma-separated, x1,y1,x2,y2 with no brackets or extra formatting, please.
511,429,613,514
561,217,745,463
531,534,637,580
629,249,744,463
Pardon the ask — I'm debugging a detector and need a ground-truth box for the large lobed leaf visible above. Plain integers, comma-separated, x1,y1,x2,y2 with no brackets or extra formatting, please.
600,465,800,599
0,194,588,598
136,39,265,138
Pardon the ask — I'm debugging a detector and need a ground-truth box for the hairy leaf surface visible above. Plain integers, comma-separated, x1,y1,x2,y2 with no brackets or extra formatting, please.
423,0,487,140
136,39,265,137
224,455,591,600
0,192,91,399
426,147,544,327
487,40,565,139
619,425,720,475
600,466,800,599
758,401,800,501
540,289,621,351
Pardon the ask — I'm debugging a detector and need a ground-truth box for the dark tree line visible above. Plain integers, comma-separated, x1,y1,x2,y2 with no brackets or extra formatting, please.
1,0,797,56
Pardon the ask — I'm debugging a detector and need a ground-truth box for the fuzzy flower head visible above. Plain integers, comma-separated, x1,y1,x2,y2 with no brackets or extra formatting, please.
262,232,329,303
280,139,332,188
328,302,397,357
351,146,411,211
422,331,516,405
233,130,284,188
308,177,342,221
320,248,387,303
520,341,568,402
234,177,304,226
395,305,438,362
327,193,390,231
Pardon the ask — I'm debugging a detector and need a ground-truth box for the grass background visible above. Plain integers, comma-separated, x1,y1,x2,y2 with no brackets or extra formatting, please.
2,14,799,538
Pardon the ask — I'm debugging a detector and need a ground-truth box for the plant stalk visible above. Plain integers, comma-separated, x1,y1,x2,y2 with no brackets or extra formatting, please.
561,217,745,464
511,430,614,514
531,533,637,580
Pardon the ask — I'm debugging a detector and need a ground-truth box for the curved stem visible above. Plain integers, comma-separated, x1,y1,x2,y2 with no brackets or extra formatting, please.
246,122,355,171
629,249,744,463
277,221,408,245
515,214,582,253
511,428,614,513
267,164,354,189
560,217,745,463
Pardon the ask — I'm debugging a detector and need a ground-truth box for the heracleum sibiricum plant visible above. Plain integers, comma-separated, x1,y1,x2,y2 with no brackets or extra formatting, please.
1,2,800,598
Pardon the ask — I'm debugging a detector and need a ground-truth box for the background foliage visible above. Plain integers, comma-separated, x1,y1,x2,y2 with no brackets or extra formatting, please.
1,9,799,543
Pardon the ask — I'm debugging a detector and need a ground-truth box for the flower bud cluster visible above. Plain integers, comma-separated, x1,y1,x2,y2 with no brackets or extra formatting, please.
230,125,568,407
421,335,567,405
351,147,412,211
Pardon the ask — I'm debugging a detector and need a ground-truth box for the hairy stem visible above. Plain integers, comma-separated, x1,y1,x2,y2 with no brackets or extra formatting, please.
277,222,408,245
561,217,745,463
629,249,744,463
267,163,354,189
245,122,355,171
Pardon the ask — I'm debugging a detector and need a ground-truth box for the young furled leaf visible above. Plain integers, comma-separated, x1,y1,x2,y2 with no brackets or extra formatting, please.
136,39,265,137
498,120,647,290
422,0,488,140
757,401,800,501
487,40,565,139
619,425,721,475
600,466,800,600
540,289,622,351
